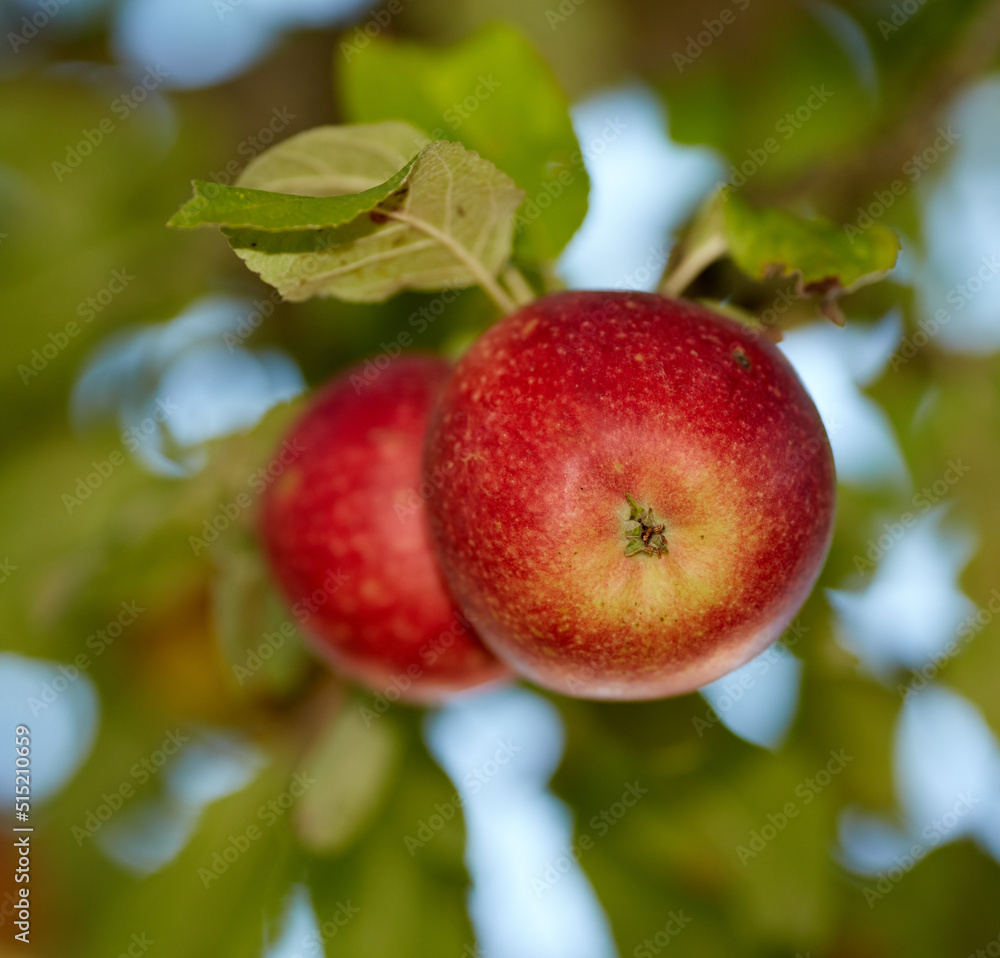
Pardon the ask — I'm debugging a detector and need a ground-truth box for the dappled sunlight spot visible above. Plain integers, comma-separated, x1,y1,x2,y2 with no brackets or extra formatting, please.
166,728,267,805
778,312,908,488
113,0,374,89
916,77,1000,353
159,346,301,446
0,653,99,805
71,294,235,420
894,685,1000,863
836,806,915,875
264,884,323,958
71,294,304,476
558,84,722,292
699,643,803,750
114,0,272,90
97,798,200,875
426,685,565,785
425,687,618,958
827,507,976,677
97,729,267,875
836,687,1000,887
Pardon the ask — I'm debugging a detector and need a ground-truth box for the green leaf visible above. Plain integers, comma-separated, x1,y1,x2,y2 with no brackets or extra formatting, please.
169,122,431,231
339,22,588,264
661,189,900,324
226,139,524,306
721,189,901,297
237,120,431,195
167,161,416,232
167,120,524,308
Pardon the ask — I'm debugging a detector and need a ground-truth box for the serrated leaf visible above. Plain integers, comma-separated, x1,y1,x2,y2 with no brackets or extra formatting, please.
721,189,900,318
169,122,429,231
167,160,416,232
225,139,524,304
661,188,900,324
237,120,431,195
339,23,587,263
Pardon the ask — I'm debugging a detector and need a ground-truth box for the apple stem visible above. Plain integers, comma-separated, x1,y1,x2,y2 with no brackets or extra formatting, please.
624,493,668,558
501,265,537,307
658,233,728,298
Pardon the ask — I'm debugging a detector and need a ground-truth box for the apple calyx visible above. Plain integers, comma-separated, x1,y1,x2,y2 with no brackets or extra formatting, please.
623,493,668,558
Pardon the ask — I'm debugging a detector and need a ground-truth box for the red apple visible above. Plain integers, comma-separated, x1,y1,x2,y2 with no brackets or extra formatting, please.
424,291,835,700
260,356,510,702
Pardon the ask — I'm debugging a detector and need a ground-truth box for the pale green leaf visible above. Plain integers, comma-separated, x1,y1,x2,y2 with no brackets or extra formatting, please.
226,139,524,304
721,189,901,296
660,188,900,323
236,120,431,195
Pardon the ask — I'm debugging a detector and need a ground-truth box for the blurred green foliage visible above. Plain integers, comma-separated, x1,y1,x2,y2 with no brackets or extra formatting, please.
339,23,589,263
2,1,1000,956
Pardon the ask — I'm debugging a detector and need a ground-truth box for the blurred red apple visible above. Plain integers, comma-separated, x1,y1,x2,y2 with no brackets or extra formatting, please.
424,291,835,700
260,356,509,702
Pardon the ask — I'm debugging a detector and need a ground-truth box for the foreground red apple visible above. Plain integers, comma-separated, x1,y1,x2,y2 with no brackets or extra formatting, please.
424,291,835,700
260,356,509,702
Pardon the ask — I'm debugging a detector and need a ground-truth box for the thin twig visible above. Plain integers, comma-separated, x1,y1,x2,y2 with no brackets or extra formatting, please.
658,234,728,297
501,265,537,306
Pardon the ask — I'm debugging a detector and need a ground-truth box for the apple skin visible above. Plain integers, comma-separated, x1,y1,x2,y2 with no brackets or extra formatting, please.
424,291,835,700
259,356,510,703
